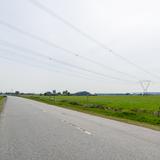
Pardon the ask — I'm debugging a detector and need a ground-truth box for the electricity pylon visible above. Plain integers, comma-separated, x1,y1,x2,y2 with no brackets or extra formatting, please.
139,80,151,96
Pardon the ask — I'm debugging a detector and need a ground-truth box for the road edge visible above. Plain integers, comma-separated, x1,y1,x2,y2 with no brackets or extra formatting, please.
21,96,160,131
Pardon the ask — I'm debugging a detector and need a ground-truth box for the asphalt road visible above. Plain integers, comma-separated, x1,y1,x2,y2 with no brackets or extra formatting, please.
0,96,160,160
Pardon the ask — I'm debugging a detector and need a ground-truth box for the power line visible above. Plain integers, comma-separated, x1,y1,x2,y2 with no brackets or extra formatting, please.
28,0,160,80
0,48,137,84
0,40,95,79
0,52,58,73
0,48,96,81
0,42,101,82
0,21,139,80
0,43,135,82
0,54,139,93
0,51,95,81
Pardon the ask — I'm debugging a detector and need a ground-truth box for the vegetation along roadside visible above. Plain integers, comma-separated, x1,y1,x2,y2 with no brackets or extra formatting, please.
0,96,6,113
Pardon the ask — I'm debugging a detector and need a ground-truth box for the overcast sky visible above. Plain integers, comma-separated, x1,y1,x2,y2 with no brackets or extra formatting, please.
0,0,160,93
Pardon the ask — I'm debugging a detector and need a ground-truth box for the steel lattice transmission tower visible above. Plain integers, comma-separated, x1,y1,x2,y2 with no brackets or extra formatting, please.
139,80,151,96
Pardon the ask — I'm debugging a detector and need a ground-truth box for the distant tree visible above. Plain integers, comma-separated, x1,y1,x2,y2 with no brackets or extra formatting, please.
57,92,61,95
125,93,130,95
44,91,52,96
15,91,20,95
62,90,70,96
52,90,56,95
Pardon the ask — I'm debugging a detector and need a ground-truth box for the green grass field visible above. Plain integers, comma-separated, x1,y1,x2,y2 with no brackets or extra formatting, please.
24,95,160,130
0,96,5,113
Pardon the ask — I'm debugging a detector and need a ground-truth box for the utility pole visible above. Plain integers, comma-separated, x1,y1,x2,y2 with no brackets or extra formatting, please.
86,95,89,104
53,90,56,104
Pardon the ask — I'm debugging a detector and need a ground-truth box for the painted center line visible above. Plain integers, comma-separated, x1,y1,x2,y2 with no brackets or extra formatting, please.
84,131,92,135
76,126,92,135
61,119,92,135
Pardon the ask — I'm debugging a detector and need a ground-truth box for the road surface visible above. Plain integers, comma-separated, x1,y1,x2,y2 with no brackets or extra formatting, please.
0,96,160,160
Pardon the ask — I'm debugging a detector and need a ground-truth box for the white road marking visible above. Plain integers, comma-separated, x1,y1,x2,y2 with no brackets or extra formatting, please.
84,131,92,135
76,126,92,135
61,119,92,135
41,109,92,136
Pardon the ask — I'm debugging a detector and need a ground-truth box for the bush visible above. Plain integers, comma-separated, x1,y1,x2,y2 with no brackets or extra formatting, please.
153,111,160,117
60,99,68,103
121,111,136,116
83,104,105,109
69,101,81,105
131,108,148,113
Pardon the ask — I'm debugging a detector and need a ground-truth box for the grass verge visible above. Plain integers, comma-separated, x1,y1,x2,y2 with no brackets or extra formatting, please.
22,95,160,131
0,96,6,113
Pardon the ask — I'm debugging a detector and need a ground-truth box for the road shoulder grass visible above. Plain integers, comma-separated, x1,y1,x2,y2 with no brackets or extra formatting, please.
0,96,6,113
22,96,160,131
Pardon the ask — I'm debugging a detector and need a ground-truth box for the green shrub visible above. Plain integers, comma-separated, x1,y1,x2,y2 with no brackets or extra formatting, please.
69,101,81,105
60,99,68,103
83,104,105,109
